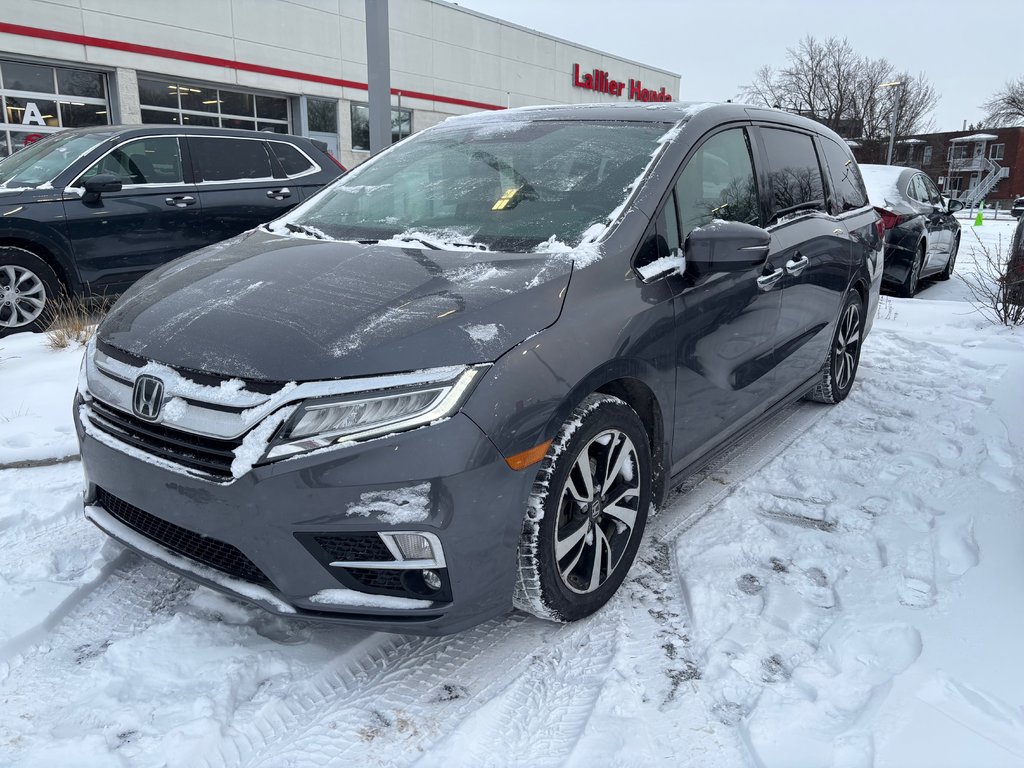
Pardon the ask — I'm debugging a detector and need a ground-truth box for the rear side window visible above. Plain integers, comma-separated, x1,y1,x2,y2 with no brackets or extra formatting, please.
760,128,826,221
820,138,868,213
270,142,315,176
190,137,274,182
908,174,929,203
675,128,761,238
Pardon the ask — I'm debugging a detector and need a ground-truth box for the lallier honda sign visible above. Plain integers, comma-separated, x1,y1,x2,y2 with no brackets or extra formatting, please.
572,64,672,102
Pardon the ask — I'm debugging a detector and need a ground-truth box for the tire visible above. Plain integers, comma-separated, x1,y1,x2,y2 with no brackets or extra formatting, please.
897,242,925,297
938,233,960,281
0,246,62,336
513,394,652,623
806,290,864,405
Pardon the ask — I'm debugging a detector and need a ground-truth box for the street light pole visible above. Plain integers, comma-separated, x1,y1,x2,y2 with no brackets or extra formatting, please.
880,81,903,165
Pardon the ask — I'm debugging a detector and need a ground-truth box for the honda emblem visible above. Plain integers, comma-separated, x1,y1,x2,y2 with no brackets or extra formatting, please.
132,375,165,421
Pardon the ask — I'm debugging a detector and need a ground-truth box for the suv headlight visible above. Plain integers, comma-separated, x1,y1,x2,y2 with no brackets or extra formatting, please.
265,366,487,460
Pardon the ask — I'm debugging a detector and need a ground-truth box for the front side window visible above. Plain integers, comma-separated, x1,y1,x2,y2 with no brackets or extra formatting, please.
820,137,868,214
760,128,826,221
290,119,672,252
675,128,760,238
80,136,184,186
190,137,273,182
350,103,413,152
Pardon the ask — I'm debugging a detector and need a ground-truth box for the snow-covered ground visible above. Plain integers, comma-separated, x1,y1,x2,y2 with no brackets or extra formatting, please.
0,218,1021,768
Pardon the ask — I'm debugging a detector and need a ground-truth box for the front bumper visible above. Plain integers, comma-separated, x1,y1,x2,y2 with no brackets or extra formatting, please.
75,403,535,635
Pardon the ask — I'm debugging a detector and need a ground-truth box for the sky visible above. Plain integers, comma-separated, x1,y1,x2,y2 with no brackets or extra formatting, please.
457,0,1024,132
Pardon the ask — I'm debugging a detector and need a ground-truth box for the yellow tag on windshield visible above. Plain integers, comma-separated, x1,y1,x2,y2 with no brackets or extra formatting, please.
492,186,522,211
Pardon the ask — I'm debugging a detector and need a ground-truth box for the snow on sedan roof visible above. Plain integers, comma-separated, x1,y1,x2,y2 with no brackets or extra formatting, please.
858,163,907,207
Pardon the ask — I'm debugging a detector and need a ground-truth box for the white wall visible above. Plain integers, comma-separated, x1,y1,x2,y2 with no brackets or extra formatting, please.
0,0,680,167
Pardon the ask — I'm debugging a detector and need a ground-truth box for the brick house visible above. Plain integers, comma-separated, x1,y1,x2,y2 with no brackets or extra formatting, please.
853,127,1024,206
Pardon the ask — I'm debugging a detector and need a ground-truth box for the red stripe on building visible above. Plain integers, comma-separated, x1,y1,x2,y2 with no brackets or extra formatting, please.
0,22,504,112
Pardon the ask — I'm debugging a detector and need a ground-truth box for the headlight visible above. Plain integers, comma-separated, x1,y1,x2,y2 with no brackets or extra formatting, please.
265,366,486,460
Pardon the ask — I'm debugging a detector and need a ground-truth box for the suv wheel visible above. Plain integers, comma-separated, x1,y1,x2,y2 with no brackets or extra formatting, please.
0,247,60,336
806,290,863,405
938,234,960,281
513,394,651,622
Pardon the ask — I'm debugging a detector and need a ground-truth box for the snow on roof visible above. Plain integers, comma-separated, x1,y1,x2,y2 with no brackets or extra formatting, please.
845,139,861,148
900,138,927,144
950,133,999,142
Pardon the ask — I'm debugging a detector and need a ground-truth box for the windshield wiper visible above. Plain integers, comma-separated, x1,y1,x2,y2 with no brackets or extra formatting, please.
284,222,327,240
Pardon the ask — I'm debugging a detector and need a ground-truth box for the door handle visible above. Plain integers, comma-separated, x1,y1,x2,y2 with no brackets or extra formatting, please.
165,195,196,208
757,266,784,291
267,188,291,200
785,255,809,276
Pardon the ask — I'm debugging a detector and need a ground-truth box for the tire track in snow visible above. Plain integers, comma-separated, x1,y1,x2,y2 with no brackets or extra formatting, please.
199,614,542,768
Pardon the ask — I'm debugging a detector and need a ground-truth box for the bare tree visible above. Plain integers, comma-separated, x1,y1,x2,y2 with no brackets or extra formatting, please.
740,36,938,159
982,77,1024,126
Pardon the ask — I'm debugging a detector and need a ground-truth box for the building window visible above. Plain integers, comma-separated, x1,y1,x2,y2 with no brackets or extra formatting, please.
990,143,1005,160
138,77,290,133
0,59,109,158
947,176,963,192
350,102,412,152
308,98,337,134
948,144,969,161
922,146,932,165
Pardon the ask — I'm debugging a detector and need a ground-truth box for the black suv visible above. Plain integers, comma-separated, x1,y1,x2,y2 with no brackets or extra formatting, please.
76,103,883,634
0,125,344,335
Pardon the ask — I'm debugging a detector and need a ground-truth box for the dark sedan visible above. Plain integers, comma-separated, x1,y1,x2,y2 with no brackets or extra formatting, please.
0,125,344,335
860,164,964,297
76,103,882,634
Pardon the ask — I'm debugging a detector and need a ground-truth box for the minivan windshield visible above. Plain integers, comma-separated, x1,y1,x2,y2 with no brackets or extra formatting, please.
0,131,114,189
288,119,672,251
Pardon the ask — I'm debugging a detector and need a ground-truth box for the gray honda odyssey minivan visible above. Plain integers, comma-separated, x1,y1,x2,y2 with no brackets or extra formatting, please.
76,103,882,634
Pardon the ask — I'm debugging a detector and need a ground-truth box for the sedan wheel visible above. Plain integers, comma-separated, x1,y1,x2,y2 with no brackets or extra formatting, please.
898,244,924,297
938,234,960,281
514,394,651,622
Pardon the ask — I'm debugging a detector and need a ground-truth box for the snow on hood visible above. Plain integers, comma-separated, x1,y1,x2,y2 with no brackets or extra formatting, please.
98,229,574,382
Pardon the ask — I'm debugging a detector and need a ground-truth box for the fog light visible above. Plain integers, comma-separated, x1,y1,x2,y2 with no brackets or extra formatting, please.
392,533,434,561
422,569,442,591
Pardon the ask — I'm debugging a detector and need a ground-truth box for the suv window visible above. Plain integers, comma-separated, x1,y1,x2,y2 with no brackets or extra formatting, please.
675,128,760,239
190,137,274,182
760,128,826,221
819,138,868,213
81,137,184,186
270,142,315,176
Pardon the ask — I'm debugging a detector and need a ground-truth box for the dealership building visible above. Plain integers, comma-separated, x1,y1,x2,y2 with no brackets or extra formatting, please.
0,0,680,169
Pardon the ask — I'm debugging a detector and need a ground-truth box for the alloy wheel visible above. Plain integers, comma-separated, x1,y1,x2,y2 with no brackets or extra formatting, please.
0,264,47,329
553,429,642,594
834,302,861,391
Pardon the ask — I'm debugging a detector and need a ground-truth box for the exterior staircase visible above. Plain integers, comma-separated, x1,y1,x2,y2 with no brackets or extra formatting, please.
958,158,1006,207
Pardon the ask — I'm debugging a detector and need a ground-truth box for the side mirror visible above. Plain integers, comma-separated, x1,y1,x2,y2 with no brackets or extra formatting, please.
947,199,965,213
82,173,122,202
685,220,771,273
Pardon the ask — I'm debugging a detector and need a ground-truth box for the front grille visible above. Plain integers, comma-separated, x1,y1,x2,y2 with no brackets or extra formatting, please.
313,533,396,563
88,399,241,479
96,487,273,587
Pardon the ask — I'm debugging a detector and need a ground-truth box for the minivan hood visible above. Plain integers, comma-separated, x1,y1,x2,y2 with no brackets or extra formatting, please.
99,230,575,382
